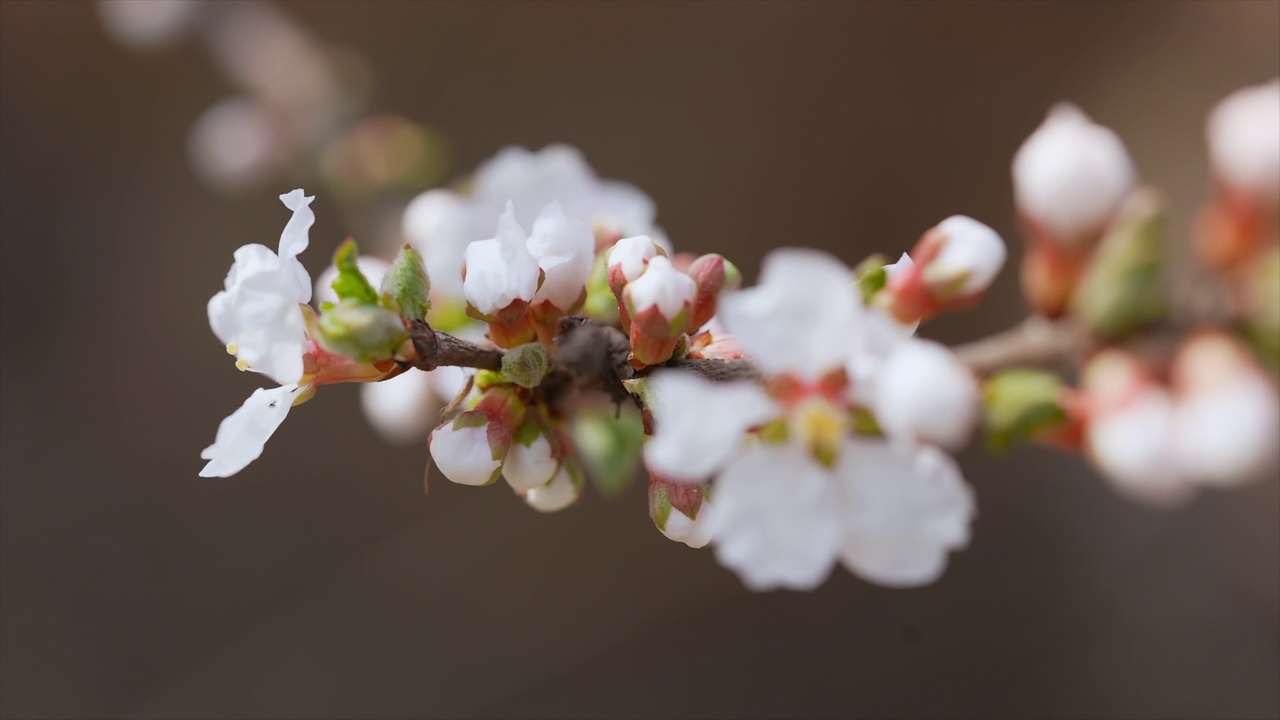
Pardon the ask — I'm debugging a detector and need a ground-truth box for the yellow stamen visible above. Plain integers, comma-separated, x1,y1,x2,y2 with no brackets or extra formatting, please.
235,358,251,372
790,397,848,467
225,341,239,356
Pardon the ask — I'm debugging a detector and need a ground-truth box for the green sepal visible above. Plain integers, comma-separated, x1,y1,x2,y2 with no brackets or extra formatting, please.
1243,246,1280,372
314,299,409,362
982,369,1068,453
330,239,379,305
571,404,644,499
1070,189,1168,340
582,254,621,324
850,406,881,436
380,244,431,320
854,254,889,304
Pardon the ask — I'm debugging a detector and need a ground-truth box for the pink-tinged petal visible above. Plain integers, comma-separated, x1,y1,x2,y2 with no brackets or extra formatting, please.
836,441,974,588
199,384,304,477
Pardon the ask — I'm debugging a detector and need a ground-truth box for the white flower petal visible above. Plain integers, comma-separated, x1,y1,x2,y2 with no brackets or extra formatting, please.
836,441,974,588
625,255,695,319
644,370,778,483
277,189,315,302
927,216,1007,296
525,466,580,513
402,189,476,300
429,421,501,486
1207,78,1280,205
527,202,595,311
608,235,659,282
462,202,540,315
225,270,307,385
660,499,716,549
711,444,844,591
200,384,302,478
359,370,440,446
503,434,559,491
718,248,859,379
1013,104,1138,243
873,339,978,450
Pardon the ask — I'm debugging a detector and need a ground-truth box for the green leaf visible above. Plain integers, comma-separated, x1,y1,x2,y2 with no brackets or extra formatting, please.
380,244,431,320
1070,189,1168,340
571,404,644,499
501,343,551,389
982,369,1068,453
330,239,379,305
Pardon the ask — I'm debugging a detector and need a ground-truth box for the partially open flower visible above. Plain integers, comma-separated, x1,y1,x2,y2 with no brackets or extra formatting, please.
524,465,581,512
429,386,526,486
503,423,561,492
1013,104,1137,247
526,202,594,321
463,202,541,322
884,215,1007,323
623,256,697,365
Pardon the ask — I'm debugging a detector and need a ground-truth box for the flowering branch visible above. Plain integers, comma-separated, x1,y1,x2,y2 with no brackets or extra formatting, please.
951,316,1082,375
408,320,504,372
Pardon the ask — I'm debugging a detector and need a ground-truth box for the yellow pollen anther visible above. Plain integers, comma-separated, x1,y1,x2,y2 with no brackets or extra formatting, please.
225,341,239,356
235,358,251,372
791,397,848,467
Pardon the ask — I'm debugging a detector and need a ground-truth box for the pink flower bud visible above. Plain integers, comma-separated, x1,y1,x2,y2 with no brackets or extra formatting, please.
428,386,526,486
884,216,1006,322
1207,79,1280,209
686,253,741,331
623,256,697,366
649,472,713,548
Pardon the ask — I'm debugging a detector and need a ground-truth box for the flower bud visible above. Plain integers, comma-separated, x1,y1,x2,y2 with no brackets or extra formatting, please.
1013,104,1138,247
314,256,390,306
607,235,661,332
649,474,713,549
313,299,409,363
359,369,440,446
503,422,561,492
429,412,504,487
1207,79,1280,208
685,253,741,331
524,465,581,512
623,256,697,366
872,339,979,450
1081,349,1190,505
1069,188,1167,339
884,216,1006,323
1170,332,1280,487
500,342,551,389
428,385,526,486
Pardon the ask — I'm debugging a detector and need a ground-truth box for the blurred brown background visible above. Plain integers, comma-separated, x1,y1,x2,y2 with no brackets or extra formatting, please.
2,1,1278,718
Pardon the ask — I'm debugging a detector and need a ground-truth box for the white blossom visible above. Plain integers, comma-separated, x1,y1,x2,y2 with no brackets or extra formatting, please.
97,0,202,50
922,215,1007,297
644,370,778,483
526,203,595,312
401,189,473,299
429,419,501,487
1013,104,1138,243
462,202,541,316
1173,373,1280,487
358,370,440,446
207,189,314,385
718,248,860,380
524,466,580,512
624,256,696,321
503,433,560,492
199,384,305,478
872,339,979,450
1207,78,1280,206
608,235,660,284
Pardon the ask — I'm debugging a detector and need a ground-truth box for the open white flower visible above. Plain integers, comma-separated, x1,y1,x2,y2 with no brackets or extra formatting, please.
462,202,541,318
1013,104,1137,244
1207,78,1280,206
200,384,307,478
718,248,860,380
208,189,314,385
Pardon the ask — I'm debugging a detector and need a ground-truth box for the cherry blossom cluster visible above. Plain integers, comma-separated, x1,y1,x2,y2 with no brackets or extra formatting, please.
202,80,1279,592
